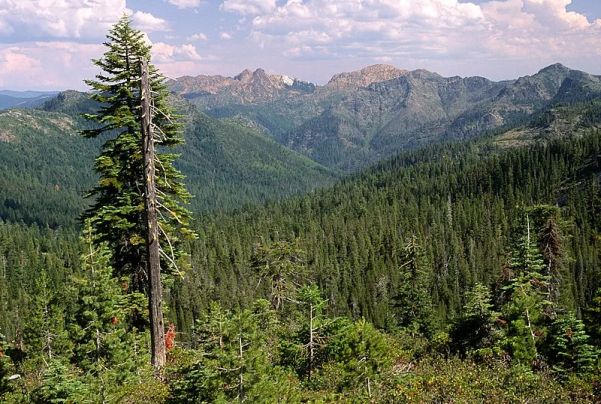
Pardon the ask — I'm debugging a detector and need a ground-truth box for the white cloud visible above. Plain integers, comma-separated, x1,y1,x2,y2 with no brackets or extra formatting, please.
0,42,103,90
188,32,208,41
221,0,276,15
220,32,233,40
153,42,202,63
221,0,601,77
130,11,169,32
0,0,127,41
0,1,170,41
167,0,202,9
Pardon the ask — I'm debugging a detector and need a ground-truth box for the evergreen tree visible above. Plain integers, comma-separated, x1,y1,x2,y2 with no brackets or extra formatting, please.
68,225,146,383
82,15,196,290
30,360,91,403
23,270,71,363
392,236,434,336
322,318,392,398
450,283,501,358
500,215,552,364
584,288,601,346
547,313,598,376
171,301,299,402
296,285,328,380
0,332,14,399
251,240,306,311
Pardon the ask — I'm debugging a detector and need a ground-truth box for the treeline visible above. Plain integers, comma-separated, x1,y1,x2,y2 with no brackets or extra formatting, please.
0,108,336,228
174,129,601,329
0,130,600,401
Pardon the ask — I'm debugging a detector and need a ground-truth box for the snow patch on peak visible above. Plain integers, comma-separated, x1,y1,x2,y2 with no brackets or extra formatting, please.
281,75,294,86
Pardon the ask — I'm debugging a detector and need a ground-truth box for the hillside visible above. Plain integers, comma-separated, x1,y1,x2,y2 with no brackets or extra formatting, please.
0,91,58,110
1,125,599,402
174,63,601,170
177,129,601,326
0,96,336,227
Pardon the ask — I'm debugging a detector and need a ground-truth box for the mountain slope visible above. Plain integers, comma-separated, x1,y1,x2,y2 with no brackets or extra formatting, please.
0,90,59,110
177,129,601,327
173,63,601,171
170,68,316,108
0,95,337,227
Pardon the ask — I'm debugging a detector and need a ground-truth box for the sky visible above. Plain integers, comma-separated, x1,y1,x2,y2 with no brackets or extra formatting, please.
0,0,600,90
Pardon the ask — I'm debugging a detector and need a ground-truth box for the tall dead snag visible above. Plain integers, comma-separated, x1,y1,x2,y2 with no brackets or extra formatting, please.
140,59,166,370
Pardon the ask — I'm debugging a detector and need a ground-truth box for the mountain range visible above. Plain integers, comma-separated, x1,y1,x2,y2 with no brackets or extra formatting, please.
1,63,600,228
173,63,601,170
0,90,59,110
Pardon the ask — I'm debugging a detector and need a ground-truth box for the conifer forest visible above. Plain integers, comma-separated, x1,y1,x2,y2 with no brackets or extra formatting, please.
1,13,601,404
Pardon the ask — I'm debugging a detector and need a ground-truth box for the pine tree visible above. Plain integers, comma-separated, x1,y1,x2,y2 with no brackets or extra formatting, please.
82,15,196,289
392,236,434,336
584,288,601,347
82,15,196,369
23,270,71,363
296,285,328,380
171,301,299,402
547,313,598,376
324,318,392,398
250,240,306,311
501,214,552,364
0,332,15,399
68,224,146,380
450,283,501,358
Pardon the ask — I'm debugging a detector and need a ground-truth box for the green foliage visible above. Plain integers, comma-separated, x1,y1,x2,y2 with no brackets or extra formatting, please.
584,288,601,346
500,214,554,364
283,285,330,380
392,236,434,336
30,360,91,403
68,225,147,379
390,357,596,402
82,15,195,288
315,318,394,396
0,103,600,400
547,313,598,376
251,240,307,310
170,301,300,403
0,333,15,399
23,270,72,363
450,283,501,359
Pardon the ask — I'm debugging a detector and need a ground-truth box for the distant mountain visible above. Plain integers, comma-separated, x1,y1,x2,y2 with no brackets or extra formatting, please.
172,63,601,171
0,92,336,227
0,90,59,110
324,64,408,90
169,68,316,108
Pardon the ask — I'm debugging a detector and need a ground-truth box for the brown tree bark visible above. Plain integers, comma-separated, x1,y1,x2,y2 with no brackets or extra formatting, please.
140,59,166,370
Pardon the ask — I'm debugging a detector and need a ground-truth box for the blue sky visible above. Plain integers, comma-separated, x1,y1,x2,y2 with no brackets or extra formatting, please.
0,0,600,90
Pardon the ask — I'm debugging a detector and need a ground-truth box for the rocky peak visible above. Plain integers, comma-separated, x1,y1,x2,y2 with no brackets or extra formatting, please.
537,63,570,75
234,69,253,82
326,64,408,90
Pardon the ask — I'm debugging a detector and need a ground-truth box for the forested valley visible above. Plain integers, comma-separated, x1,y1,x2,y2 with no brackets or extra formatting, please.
1,16,601,404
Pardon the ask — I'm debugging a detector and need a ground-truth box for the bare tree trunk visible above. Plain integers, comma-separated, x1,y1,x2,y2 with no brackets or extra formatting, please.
308,303,314,380
238,333,244,403
140,59,166,370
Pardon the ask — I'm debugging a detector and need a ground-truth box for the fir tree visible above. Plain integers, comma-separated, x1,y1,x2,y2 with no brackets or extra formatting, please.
392,236,434,336
250,240,306,311
296,285,328,380
82,15,196,290
450,283,501,358
0,332,15,399
171,301,299,402
501,214,552,364
584,287,601,347
547,313,598,376
68,224,146,382
23,270,71,363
